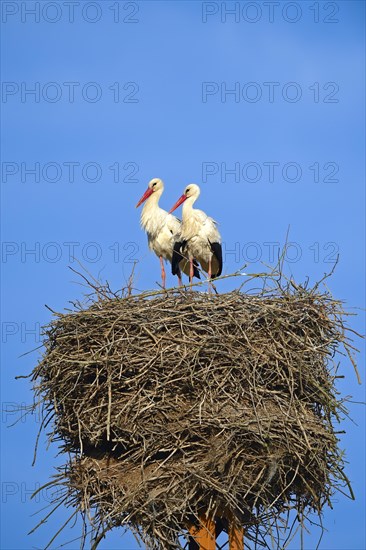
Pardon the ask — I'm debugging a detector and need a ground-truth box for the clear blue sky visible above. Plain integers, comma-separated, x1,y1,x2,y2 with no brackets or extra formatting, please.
1,1,365,549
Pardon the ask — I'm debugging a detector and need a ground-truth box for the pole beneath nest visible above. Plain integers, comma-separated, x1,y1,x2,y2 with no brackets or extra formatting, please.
228,521,244,550
188,516,244,550
188,515,215,550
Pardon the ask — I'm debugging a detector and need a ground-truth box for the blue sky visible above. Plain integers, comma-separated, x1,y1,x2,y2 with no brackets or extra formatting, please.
1,1,365,549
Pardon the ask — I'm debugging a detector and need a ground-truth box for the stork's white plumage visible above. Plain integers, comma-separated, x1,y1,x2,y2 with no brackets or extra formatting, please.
169,184,223,284
136,178,199,288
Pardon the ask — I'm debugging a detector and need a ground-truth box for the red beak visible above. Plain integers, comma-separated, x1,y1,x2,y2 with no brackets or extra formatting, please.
169,194,187,214
136,187,154,208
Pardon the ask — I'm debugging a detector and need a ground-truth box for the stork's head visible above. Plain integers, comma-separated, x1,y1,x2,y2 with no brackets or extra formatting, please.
136,178,164,208
169,184,200,213
183,184,200,199
148,178,164,192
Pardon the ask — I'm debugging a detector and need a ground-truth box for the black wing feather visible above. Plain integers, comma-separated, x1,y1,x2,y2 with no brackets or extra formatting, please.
172,241,184,276
172,241,201,279
210,242,223,278
192,259,200,279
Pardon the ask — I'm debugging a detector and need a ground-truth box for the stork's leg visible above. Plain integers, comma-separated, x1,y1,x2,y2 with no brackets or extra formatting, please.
189,259,194,287
159,256,166,289
177,270,183,287
208,258,212,294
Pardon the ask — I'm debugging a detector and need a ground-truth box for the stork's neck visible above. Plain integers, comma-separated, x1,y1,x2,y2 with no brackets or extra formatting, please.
182,195,197,221
141,189,162,215
140,190,165,231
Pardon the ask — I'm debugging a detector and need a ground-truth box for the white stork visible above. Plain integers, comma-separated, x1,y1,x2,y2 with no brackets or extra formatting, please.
169,184,223,284
136,178,200,288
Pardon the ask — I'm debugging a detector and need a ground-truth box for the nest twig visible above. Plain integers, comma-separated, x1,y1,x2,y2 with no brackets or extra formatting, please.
30,271,361,549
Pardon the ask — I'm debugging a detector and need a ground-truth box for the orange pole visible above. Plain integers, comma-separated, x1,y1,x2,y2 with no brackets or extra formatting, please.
228,521,244,550
188,515,216,550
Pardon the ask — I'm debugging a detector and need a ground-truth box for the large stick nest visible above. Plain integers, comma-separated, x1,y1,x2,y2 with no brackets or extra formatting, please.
31,274,360,549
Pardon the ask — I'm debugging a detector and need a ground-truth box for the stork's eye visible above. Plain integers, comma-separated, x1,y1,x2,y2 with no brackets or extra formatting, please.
186,188,190,194
152,182,157,187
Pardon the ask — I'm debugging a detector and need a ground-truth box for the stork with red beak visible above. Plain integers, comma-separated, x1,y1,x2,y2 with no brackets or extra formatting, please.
169,184,223,284
136,178,200,288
